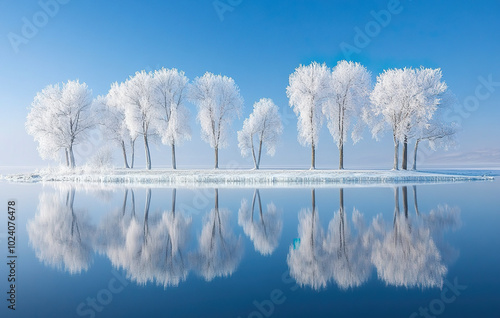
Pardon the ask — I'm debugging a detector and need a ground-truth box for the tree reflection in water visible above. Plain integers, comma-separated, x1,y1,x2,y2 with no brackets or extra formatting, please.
238,189,282,256
191,189,243,282
28,187,94,274
371,187,447,288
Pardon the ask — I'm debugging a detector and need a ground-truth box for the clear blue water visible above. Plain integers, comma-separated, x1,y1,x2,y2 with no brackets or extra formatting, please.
1,174,499,318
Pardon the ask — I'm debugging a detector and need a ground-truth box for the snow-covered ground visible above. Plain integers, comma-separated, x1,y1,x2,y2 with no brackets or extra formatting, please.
1,168,494,188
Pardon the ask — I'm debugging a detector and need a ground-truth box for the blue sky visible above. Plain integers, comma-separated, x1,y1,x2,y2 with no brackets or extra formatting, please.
0,0,499,170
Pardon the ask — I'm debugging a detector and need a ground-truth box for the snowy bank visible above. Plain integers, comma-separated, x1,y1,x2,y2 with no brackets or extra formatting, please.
2,168,494,188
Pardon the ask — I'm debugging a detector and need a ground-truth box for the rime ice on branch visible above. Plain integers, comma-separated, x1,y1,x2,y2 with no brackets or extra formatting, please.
238,98,283,169
287,62,330,169
93,84,137,169
152,68,191,169
365,67,448,170
26,80,94,168
323,61,371,169
189,72,243,169
121,71,158,170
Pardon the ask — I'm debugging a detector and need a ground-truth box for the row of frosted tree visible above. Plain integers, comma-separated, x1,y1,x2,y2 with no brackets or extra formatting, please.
25,61,457,170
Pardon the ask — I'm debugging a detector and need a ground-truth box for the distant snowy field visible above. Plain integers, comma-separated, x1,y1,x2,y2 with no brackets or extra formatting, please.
1,168,494,188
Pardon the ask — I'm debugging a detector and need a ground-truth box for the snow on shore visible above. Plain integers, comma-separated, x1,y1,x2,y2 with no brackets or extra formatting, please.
2,168,494,188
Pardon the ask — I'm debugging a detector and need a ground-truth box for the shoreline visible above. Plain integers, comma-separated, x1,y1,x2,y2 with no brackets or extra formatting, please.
1,169,494,188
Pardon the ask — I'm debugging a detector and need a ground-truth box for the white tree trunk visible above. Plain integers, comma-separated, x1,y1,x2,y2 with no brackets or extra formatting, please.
130,139,135,169
402,135,408,170
68,145,75,168
121,140,130,169
171,143,177,170
143,135,151,170
311,144,316,170
393,135,399,170
412,140,420,171
257,139,263,169
250,138,258,169
214,147,219,169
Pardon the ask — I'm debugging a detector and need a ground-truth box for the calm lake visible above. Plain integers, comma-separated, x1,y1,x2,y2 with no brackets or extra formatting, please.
1,171,499,318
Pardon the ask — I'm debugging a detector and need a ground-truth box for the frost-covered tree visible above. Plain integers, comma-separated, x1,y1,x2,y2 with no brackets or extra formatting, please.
366,68,447,170
287,62,330,169
121,70,157,170
237,98,283,169
323,61,371,169
152,68,191,169
406,68,449,170
26,80,94,168
190,72,243,168
93,83,137,168
413,121,457,170
412,93,458,170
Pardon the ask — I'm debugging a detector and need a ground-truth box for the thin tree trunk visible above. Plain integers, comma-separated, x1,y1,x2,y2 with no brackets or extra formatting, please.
402,186,408,218
130,138,135,169
122,189,129,216
311,144,316,170
393,187,400,244
312,188,316,211
65,148,69,167
251,139,258,169
339,187,345,254
121,140,130,169
339,188,344,212
68,188,75,209
143,188,151,240
251,189,257,222
171,143,176,170
256,189,267,236
130,189,136,217
214,188,219,210
69,145,75,168
257,139,263,169
412,185,419,216
339,143,344,170
214,147,219,169
143,135,151,170
412,140,420,170
68,188,79,239
402,135,408,170
256,189,263,218
394,187,400,215
311,188,316,249
172,188,176,216
339,102,344,170
393,135,399,170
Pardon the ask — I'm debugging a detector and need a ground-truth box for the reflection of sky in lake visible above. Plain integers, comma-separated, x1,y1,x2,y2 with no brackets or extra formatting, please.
1,175,499,318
